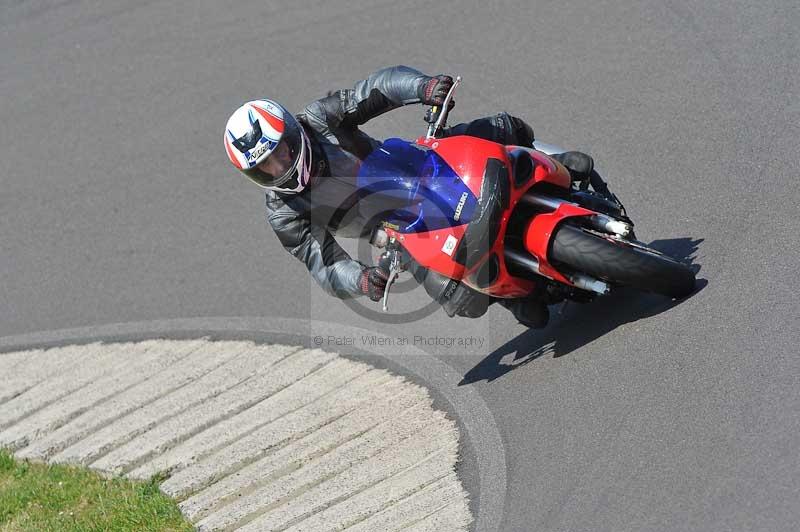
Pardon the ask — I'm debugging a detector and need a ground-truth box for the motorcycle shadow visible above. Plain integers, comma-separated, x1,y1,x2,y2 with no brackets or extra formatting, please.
459,237,706,385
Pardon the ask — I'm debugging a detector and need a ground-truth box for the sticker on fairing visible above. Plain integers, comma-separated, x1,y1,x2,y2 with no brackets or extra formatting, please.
441,234,458,256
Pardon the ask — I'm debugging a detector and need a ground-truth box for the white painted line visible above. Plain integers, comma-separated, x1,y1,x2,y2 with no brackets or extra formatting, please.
1,338,472,531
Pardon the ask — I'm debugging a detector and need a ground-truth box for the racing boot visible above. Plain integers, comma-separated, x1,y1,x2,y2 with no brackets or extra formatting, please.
498,298,550,329
588,169,615,202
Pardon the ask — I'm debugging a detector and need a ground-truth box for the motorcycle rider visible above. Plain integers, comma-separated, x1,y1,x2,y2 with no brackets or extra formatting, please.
223,66,613,328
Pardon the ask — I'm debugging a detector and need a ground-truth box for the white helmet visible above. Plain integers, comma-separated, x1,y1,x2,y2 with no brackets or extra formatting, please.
224,99,312,193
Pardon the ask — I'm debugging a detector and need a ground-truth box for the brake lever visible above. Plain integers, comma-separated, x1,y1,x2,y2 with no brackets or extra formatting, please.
381,250,402,313
425,76,461,139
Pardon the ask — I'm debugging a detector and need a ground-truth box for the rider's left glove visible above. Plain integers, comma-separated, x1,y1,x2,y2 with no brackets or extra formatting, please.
419,75,455,107
359,266,389,302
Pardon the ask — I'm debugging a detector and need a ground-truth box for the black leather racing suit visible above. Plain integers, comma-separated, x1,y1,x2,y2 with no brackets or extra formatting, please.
264,66,573,323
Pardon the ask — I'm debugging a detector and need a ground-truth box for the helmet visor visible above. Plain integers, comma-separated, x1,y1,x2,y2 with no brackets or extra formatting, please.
242,114,304,188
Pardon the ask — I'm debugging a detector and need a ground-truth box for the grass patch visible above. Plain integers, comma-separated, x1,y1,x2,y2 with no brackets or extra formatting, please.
0,449,192,532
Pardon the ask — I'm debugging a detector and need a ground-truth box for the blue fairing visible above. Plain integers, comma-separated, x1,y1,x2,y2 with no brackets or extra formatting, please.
356,138,477,233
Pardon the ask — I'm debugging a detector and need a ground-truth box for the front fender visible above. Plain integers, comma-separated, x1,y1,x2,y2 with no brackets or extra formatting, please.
524,202,596,285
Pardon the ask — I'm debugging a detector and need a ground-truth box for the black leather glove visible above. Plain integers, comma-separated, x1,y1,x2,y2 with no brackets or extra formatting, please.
419,75,455,107
359,266,389,302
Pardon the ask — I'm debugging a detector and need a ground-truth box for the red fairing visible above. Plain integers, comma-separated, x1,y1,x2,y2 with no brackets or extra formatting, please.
524,202,595,284
464,254,537,298
389,225,468,279
403,136,594,297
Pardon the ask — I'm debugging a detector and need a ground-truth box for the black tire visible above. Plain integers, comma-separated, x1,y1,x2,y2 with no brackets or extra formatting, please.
550,224,696,298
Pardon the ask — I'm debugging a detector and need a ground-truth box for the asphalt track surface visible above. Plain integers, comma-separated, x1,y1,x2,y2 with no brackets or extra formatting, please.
1,1,798,531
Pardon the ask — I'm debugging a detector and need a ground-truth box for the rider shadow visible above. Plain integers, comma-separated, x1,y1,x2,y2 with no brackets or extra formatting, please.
459,237,706,385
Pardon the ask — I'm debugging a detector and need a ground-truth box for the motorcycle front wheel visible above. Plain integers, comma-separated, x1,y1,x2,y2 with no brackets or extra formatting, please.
549,223,696,298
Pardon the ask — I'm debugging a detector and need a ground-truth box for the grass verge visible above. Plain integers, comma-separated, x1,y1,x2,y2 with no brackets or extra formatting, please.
0,449,192,532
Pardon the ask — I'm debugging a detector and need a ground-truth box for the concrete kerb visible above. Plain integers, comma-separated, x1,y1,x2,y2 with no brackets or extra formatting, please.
0,317,507,532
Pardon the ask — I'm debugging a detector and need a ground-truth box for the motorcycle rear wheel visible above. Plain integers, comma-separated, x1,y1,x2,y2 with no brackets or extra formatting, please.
550,223,696,298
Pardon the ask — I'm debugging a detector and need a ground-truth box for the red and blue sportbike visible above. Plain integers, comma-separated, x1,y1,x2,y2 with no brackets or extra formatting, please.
357,77,696,312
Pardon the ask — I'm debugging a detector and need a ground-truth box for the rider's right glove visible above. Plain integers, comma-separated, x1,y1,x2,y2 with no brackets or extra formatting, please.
419,75,455,107
359,266,389,302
